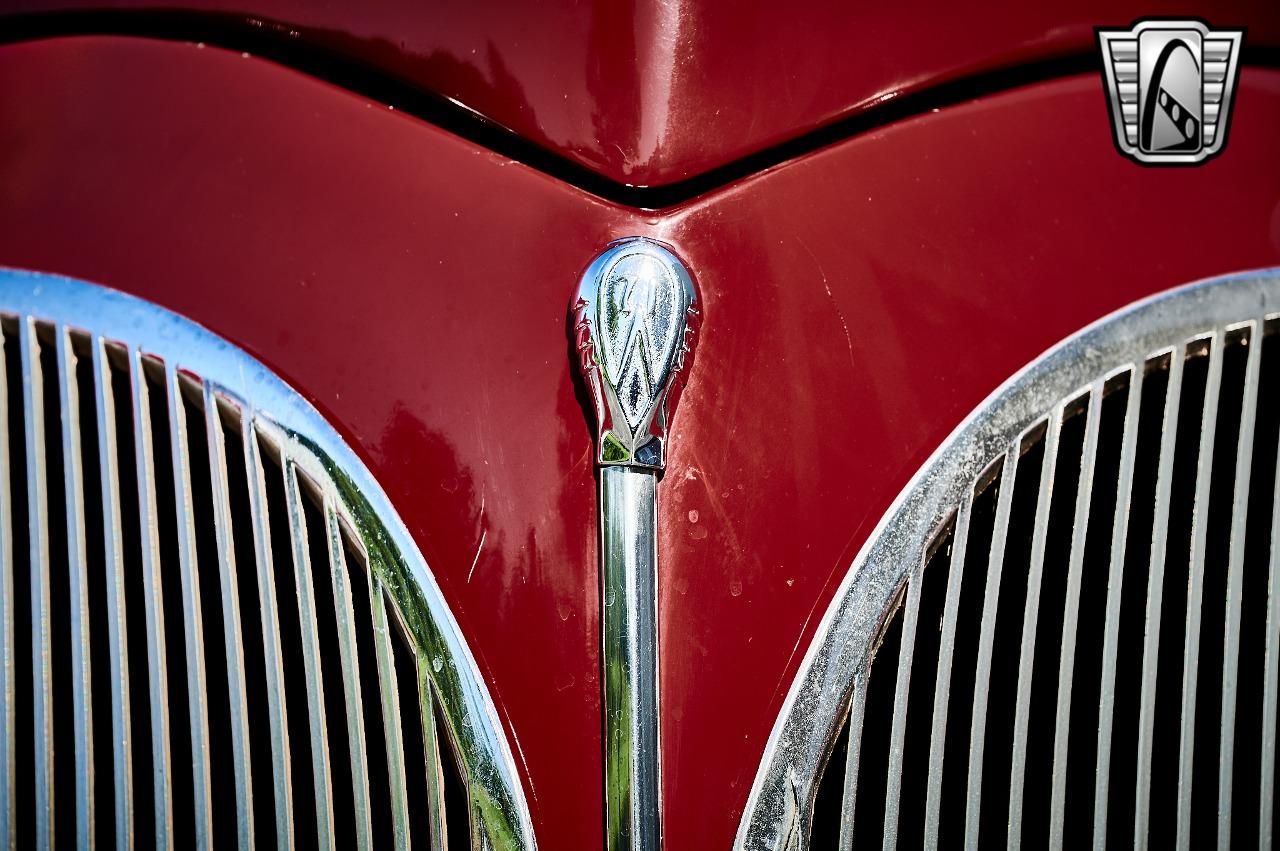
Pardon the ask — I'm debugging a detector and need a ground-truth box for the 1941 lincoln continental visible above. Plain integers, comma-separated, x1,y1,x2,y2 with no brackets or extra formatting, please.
0,1,1278,848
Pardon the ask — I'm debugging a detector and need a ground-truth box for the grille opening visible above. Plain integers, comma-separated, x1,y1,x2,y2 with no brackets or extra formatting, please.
181,380,236,848
298,481,358,845
810,321,1280,848
3,318,33,849
388,603,435,849
344,540,396,850
259,439,321,847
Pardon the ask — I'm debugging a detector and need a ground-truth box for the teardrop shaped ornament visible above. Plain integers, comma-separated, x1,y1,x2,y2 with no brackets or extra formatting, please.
572,238,700,469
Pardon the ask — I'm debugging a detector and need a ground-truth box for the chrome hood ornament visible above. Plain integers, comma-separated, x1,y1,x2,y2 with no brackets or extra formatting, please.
571,238,699,851
573,238,699,469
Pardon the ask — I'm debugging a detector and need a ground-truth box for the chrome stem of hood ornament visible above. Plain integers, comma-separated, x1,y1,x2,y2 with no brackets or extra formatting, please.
572,238,699,851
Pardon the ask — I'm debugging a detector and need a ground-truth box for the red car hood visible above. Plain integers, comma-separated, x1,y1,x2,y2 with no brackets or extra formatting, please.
7,0,1278,190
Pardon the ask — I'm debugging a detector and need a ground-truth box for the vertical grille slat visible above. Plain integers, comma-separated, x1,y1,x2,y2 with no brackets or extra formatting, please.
1007,409,1063,849
22,320,53,849
837,668,869,851
1133,348,1185,846
922,494,973,851
420,667,450,851
242,416,295,849
0,319,10,849
56,328,94,849
1049,383,1104,850
1260,333,1280,849
1093,365,1145,849
93,339,133,850
369,577,413,848
282,459,336,847
1176,331,1225,851
964,444,1019,850
165,364,214,850
880,557,924,846
324,503,374,851
0,319,12,850
0,280,534,851
203,387,254,849
1217,322,1263,849
130,347,174,849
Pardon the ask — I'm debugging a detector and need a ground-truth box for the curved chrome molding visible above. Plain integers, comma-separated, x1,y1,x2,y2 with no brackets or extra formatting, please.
734,268,1280,850
572,238,700,851
0,269,536,851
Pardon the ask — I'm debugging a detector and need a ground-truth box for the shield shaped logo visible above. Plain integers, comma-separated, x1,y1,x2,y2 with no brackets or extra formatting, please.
1097,20,1244,165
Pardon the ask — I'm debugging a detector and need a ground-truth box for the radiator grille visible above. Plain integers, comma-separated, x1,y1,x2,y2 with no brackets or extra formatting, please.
0,274,533,851
735,271,1280,851
810,322,1280,848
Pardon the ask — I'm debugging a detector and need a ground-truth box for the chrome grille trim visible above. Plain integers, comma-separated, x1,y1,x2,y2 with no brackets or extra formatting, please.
735,268,1280,850
0,270,536,850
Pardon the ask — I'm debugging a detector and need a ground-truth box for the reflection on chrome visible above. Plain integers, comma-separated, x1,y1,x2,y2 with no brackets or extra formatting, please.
572,238,699,851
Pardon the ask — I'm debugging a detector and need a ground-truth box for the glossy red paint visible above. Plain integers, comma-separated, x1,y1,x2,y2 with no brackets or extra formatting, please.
7,0,1279,188
1,35,1280,850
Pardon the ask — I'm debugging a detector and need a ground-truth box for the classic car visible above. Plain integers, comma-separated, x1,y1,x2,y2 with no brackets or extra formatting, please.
0,1,1278,848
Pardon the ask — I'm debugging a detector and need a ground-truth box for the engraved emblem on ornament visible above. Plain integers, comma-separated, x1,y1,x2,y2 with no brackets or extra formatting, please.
573,238,699,469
